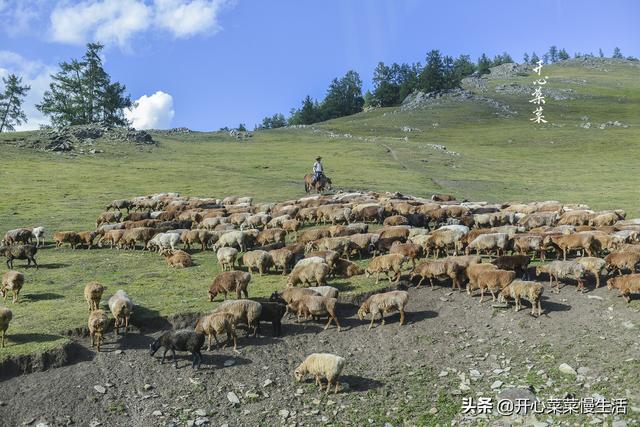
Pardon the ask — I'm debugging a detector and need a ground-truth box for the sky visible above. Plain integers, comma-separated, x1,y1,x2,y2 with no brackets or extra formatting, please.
0,0,638,131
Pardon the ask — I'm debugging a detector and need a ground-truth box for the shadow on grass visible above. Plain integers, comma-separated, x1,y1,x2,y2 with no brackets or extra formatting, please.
22,292,65,302
37,263,71,270
340,374,383,392
9,332,63,344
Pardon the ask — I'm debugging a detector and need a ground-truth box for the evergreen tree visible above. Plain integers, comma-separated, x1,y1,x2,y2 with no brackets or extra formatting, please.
288,95,320,125
320,70,364,120
452,54,475,80
260,113,286,129
418,49,446,92
598,48,604,58
237,123,247,132
548,45,558,63
542,52,550,64
0,74,31,132
523,53,530,64
396,62,421,101
477,53,492,75
37,42,131,127
372,62,400,107
558,48,570,61
530,52,540,64
612,47,624,59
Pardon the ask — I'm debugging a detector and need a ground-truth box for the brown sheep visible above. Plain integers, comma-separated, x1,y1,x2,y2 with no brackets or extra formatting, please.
297,228,331,244
257,228,286,246
108,290,133,335
0,307,12,347
181,229,214,251
491,255,531,279
543,233,597,260
466,263,498,288
288,263,331,287
513,234,546,260
307,237,354,259
241,250,273,275
53,231,81,249
470,269,516,302
98,229,126,248
499,280,544,316
121,227,156,250
331,258,364,278
88,309,109,351
605,251,640,275
607,274,640,302
195,311,238,351
83,282,105,311
296,295,341,331
161,249,193,268
411,260,464,290
357,290,409,329
270,247,295,275
383,215,409,226
283,219,301,236
208,271,251,301
306,250,340,270
96,211,122,227
1,270,24,303
389,241,423,268
365,254,407,284
77,231,97,249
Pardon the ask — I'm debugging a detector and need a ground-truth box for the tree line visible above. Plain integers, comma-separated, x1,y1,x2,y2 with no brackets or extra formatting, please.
258,46,636,129
0,43,635,133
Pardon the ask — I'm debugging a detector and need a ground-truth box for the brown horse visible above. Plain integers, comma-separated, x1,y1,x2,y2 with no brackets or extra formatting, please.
304,174,332,194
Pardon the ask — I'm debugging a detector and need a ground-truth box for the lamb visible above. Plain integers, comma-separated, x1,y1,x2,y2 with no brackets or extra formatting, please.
469,269,516,302
424,229,465,257
513,234,545,260
389,241,423,267
243,213,271,230
491,255,531,279
120,227,156,250
607,274,640,302
296,295,341,331
288,262,331,287
465,233,510,258
536,261,587,293
331,258,364,278
466,263,498,289
0,307,11,347
105,199,132,212
308,237,354,259
88,309,109,351
208,271,251,301
96,211,122,227
30,226,45,247
589,212,620,227
108,290,133,335
383,215,409,226
365,254,407,284
348,233,379,259
306,250,340,270
357,290,409,329
0,244,37,269
351,203,384,223
149,329,205,369
282,219,301,235
214,299,262,337
217,247,239,271
605,251,640,275
148,232,181,252
213,230,249,252
267,214,291,229
83,282,104,311
410,260,464,290
268,247,294,275
294,353,346,394
124,211,151,222
195,311,238,351
498,280,544,316
297,228,331,244
161,249,193,268
180,229,214,251
271,288,319,317
53,231,81,249
576,256,607,288
241,250,273,275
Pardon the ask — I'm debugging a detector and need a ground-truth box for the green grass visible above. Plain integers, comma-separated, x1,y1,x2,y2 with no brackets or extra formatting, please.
0,58,639,360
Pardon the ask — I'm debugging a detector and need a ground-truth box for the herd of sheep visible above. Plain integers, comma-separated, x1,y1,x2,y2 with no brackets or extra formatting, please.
2,190,640,393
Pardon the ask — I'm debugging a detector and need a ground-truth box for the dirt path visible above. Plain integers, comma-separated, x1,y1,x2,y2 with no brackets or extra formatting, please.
1,281,639,426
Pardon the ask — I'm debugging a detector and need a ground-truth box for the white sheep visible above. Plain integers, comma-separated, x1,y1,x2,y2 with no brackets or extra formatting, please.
31,227,45,247
108,290,133,335
294,353,346,394
148,232,180,252
295,257,328,268
217,247,239,271
312,286,339,298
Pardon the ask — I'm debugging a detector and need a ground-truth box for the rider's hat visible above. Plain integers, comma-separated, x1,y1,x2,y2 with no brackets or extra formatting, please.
315,156,322,161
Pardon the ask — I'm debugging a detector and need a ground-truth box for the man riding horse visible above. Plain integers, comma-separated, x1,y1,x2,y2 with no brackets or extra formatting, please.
304,156,332,193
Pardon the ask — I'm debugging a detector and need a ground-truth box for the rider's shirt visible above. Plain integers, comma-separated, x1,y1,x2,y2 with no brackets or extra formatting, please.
313,161,323,173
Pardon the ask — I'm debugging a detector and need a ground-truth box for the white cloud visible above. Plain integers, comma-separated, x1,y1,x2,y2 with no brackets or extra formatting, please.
50,0,151,47
44,0,232,48
0,51,54,131
124,91,175,129
154,0,227,38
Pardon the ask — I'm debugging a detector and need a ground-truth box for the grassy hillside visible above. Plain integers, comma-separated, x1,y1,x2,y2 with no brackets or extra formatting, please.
0,58,639,360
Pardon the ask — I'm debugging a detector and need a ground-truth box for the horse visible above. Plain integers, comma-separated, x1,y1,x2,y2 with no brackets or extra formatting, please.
304,174,332,194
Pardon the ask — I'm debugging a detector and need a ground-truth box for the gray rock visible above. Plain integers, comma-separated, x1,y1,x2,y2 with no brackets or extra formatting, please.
577,367,590,376
279,409,290,419
152,411,162,417
559,363,577,376
194,418,209,426
227,392,240,406
93,385,106,394
490,380,503,389
497,388,538,415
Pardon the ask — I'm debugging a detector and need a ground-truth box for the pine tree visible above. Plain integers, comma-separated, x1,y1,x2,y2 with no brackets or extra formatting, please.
558,48,570,61
320,70,364,120
418,50,446,92
237,123,247,132
477,53,492,75
37,42,131,127
288,95,320,125
452,55,475,80
548,46,558,63
599,48,604,58
372,62,400,107
530,52,540,64
612,47,624,59
0,74,31,132
523,53,530,64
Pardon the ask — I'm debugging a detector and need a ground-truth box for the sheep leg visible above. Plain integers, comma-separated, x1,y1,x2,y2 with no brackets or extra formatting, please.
416,276,424,289
114,319,120,336
334,379,340,394
1,330,4,348
489,288,497,302
429,278,435,290
479,288,485,303
172,349,178,368
596,274,601,288
563,248,567,261
326,378,332,395
315,374,322,388
375,272,380,285
399,308,405,325
160,349,168,364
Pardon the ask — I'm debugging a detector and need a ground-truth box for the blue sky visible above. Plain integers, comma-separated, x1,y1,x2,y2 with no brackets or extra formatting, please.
0,0,638,131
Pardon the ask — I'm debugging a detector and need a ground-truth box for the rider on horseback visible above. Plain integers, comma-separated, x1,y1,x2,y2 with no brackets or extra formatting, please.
312,156,324,184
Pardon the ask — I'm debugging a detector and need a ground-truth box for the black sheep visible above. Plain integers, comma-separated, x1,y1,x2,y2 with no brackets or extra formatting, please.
0,244,38,269
149,329,205,369
257,299,286,336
